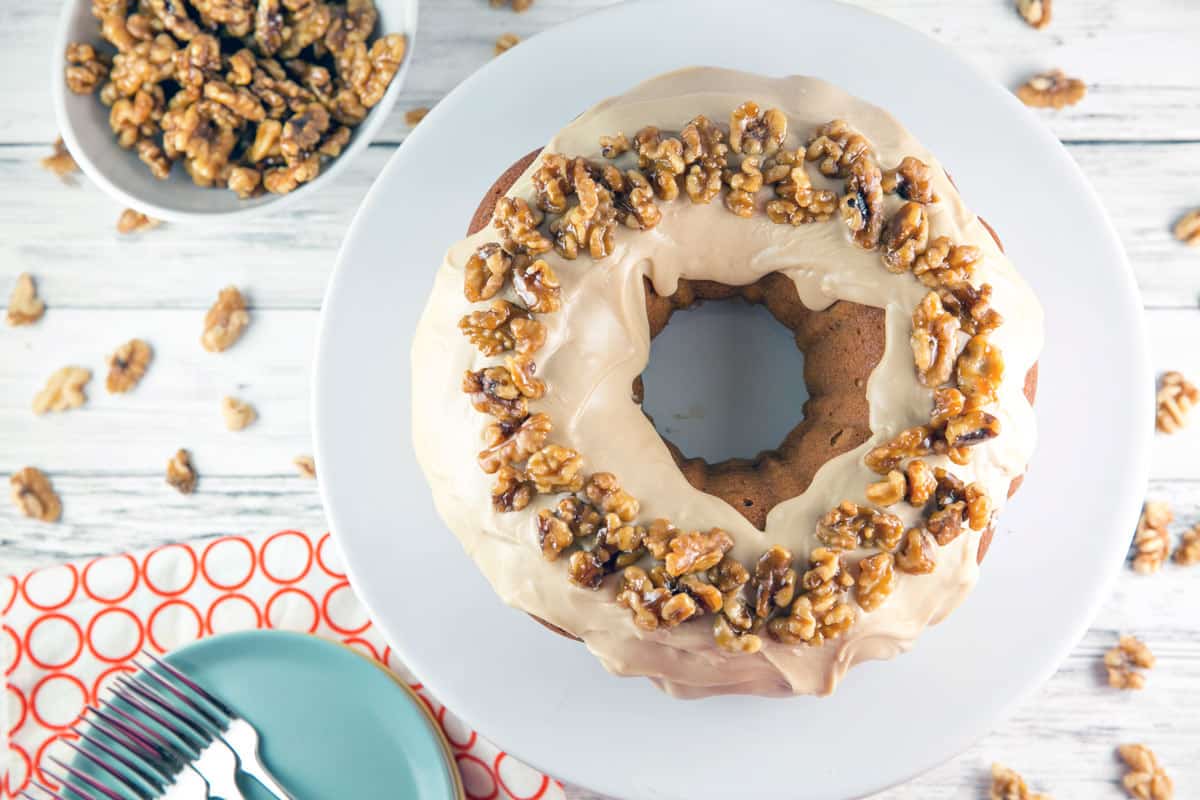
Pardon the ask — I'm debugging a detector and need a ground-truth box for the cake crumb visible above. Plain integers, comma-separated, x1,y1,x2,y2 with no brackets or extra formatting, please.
1015,70,1086,109
1104,635,1155,690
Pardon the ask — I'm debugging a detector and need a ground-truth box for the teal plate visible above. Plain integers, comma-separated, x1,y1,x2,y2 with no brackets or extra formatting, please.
73,630,463,800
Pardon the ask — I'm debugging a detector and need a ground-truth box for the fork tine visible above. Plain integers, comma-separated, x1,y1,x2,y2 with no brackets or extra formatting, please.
28,780,70,800
73,723,167,789
141,650,234,718
106,702,198,760
47,757,133,800
109,679,207,752
80,719,177,786
85,705,167,761
62,737,159,797
114,676,211,743
40,765,109,800
133,660,225,728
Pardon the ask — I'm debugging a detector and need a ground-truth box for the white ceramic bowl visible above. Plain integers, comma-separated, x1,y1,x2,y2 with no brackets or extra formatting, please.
51,0,417,224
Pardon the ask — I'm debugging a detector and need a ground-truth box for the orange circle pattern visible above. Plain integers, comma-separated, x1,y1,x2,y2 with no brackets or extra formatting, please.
1,531,560,800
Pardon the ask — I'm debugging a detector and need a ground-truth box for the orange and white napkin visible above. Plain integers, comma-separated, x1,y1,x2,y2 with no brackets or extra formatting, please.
1,530,564,800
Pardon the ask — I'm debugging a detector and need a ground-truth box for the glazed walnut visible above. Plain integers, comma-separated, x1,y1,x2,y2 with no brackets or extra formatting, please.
1131,501,1172,575
536,495,601,560
912,238,980,289
459,300,543,356
854,552,895,612
882,202,930,273
839,157,885,249
939,281,1002,334
895,529,937,574
201,286,250,352
584,472,640,523
463,243,513,302
505,354,545,399
906,460,938,505
1155,371,1198,434
751,546,797,619
911,291,960,388
1016,69,1086,109
958,334,1005,403
33,366,92,414
816,501,903,551
805,119,871,178
723,156,763,217
463,366,527,422
512,259,562,313
526,445,584,494
599,133,630,159
106,338,153,393
1117,744,1174,800
166,449,198,494
680,115,728,204
1104,634,1155,691
492,464,533,512
882,156,936,204
864,426,934,474
770,548,856,646
664,528,734,577
549,162,618,259
714,614,762,654
7,274,45,327
65,43,110,94
729,101,786,156
10,467,63,523
632,127,685,201
865,470,906,507
479,413,552,474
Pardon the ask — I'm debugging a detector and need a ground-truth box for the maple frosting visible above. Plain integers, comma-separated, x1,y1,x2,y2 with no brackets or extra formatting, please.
411,67,1043,697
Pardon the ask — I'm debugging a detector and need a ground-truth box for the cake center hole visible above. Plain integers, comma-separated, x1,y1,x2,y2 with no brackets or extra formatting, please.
640,299,808,464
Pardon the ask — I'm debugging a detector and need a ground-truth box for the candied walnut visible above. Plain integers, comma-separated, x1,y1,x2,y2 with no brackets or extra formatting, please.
137,138,172,179
1174,209,1200,246
1105,634,1155,691
494,32,519,55
567,545,619,590
355,34,407,108
708,555,750,594
221,396,257,430
895,529,937,574
513,259,562,313
1117,744,1173,800
945,409,1001,449
227,166,262,198
865,426,933,474
65,42,110,94
1131,501,1172,575
584,472,639,523
729,101,785,156
774,551,856,646
536,495,601,560
900,462,934,508
527,445,584,494
106,338,152,393
492,464,533,512
882,202,930,273
882,156,937,204
865,470,906,507
616,566,672,629
294,455,316,478
680,115,727,175
958,334,1003,401
1174,524,1200,566
839,156,885,249
463,243,512,302
599,132,630,159
109,86,165,148
763,150,836,224
855,552,895,612
33,366,91,414
204,80,266,122
166,449,197,494
463,366,527,422
549,162,619,258
609,168,661,231
766,594,817,645
117,208,161,234
926,502,965,545
1016,69,1086,109
632,127,685,201
677,574,723,613
664,529,734,577
505,353,545,399
10,467,63,523
201,286,250,352
531,154,572,214
964,482,992,531
1155,371,1198,434
989,763,1051,800
911,291,960,388
642,518,676,560
913,238,981,289
723,156,763,217
263,155,320,194
806,118,872,180
817,501,903,551
493,197,551,256
751,546,797,618
458,300,543,356
41,138,79,179
7,273,45,327
714,614,762,654
245,118,283,163
1016,0,1053,29
939,281,1003,334
479,412,551,474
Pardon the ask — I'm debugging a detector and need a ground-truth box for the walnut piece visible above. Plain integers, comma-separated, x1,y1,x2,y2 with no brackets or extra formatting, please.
492,464,533,512
463,366,528,422
535,496,600,560
65,42,110,94
664,528,733,576
106,338,153,393
1131,501,1172,575
584,472,639,522
117,208,161,234
913,238,981,289
404,106,428,126
839,157,885,249
512,259,562,313
895,528,937,574
526,444,584,494
1174,209,1200,246
911,291,960,388
1016,0,1052,30
494,32,519,56
1117,744,1173,800
599,133,630,159
906,460,938,505
882,202,930,273
713,614,762,654
294,455,317,479
816,500,903,551
201,286,250,352
989,763,1051,800
1104,635,1155,691
865,470,906,506
478,412,551,474
166,449,198,494
1155,371,1198,434
40,138,79,179
221,396,257,430
463,243,513,302
1174,524,1200,566
751,546,797,618
865,426,933,474
729,101,786,156
1016,70,1086,109
854,552,895,611
881,156,936,204
10,467,63,523
33,366,92,414
7,273,45,326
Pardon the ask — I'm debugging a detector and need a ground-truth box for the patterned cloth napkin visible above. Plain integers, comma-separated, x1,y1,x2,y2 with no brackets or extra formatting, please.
1,530,563,800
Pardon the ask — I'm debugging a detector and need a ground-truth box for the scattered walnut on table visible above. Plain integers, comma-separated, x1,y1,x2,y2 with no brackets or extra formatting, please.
1131,501,1172,575
7,273,45,327
1174,524,1200,566
854,551,896,612
989,763,1051,800
881,156,937,204
911,291,960,388
117,208,161,234
1174,209,1200,246
40,138,79,180
1016,69,1086,109
1117,744,1174,800
221,396,257,430
1155,371,1198,433
494,32,520,56
166,449,198,494
106,338,153,393
294,455,317,479
1016,0,1053,30
895,528,937,574
1104,634,1155,690
201,286,250,352
10,467,63,523
33,366,92,414
404,106,429,126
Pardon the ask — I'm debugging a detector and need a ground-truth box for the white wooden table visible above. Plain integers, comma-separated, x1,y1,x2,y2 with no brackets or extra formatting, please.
3,1,1199,797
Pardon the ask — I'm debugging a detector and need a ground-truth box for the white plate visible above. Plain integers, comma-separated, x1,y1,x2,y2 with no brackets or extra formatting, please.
313,2,1152,797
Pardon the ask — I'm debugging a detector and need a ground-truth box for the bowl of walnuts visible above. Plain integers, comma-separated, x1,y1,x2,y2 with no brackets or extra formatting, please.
53,0,416,222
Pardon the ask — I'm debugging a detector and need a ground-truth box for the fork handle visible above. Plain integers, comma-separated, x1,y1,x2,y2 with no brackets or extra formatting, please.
241,756,295,800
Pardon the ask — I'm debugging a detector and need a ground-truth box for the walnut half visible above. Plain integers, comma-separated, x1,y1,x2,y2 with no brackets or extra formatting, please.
1016,69,1086,109
201,286,250,352
107,338,153,393
1155,371,1198,434
7,273,45,326
166,449,198,494
11,467,63,523
33,366,91,414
